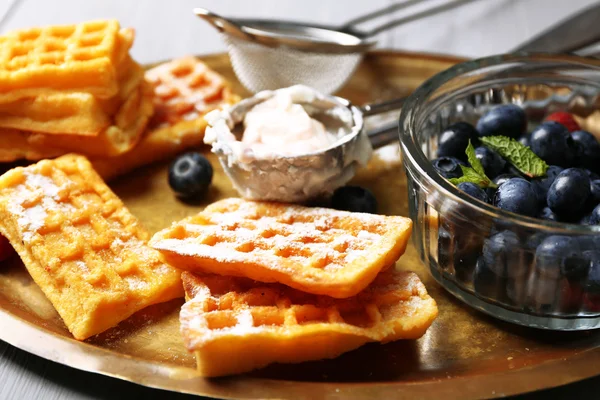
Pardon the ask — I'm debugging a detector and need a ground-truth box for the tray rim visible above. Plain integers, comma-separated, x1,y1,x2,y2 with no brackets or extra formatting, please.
1,49,600,400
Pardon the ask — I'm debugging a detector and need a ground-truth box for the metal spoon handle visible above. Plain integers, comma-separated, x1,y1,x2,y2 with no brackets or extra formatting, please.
359,96,405,116
367,122,398,149
340,0,480,38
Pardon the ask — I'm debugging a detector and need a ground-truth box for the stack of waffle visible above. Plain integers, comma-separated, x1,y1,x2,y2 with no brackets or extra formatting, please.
0,20,153,162
150,198,439,377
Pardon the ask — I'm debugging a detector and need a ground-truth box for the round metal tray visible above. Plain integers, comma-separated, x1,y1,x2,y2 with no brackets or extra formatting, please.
1,51,600,400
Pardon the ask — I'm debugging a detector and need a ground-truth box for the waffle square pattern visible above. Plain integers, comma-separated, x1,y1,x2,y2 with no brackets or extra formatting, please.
0,155,183,340
151,198,413,298
146,56,232,127
0,20,123,101
181,269,438,376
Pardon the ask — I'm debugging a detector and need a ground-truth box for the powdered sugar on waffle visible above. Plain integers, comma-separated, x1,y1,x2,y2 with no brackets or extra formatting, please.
180,285,264,348
151,198,412,289
7,172,75,242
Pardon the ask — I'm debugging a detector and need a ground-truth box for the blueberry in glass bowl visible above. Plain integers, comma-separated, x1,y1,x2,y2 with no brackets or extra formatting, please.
399,53,600,330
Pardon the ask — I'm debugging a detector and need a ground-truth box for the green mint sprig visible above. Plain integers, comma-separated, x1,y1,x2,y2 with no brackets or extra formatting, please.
480,135,548,178
449,140,497,188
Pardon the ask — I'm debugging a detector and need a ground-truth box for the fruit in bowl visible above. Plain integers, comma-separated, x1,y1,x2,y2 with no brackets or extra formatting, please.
432,106,600,225
430,105,600,315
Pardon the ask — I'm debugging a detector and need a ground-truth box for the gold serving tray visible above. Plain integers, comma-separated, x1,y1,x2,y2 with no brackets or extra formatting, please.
2,51,600,400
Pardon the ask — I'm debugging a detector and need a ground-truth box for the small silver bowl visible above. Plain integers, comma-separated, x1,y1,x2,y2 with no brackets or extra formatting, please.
204,86,373,203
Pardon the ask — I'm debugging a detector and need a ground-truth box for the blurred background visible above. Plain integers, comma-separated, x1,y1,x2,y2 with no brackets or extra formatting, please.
1,0,599,64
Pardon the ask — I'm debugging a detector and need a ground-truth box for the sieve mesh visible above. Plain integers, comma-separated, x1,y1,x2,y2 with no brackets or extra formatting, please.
224,35,363,94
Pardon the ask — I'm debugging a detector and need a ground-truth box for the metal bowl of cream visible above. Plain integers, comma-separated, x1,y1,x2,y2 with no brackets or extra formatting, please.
204,85,373,203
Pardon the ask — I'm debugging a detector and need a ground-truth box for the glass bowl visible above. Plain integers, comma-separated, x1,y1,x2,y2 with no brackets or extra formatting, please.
399,53,600,331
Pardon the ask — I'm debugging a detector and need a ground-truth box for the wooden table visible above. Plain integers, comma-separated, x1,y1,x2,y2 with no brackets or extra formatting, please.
2,1,600,399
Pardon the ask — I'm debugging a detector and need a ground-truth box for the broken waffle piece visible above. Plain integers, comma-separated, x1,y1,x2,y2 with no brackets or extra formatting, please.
181,269,438,377
146,56,235,127
91,57,240,181
0,154,183,340
151,198,413,298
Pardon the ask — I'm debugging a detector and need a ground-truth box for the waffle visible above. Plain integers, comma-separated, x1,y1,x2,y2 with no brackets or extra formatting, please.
151,198,413,298
27,78,154,156
146,56,232,128
0,78,154,161
0,128,64,162
0,51,143,136
180,269,438,376
91,59,240,181
0,20,127,103
0,155,183,340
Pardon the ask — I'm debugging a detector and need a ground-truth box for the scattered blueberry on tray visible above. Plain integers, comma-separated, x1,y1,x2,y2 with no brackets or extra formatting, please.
168,152,214,200
331,186,378,214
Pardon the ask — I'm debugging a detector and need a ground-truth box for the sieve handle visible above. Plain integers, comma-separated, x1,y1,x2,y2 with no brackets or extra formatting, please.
339,0,479,38
193,8,252,39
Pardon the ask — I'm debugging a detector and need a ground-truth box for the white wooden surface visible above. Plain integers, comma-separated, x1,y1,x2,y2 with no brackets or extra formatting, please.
1,0,599,63
2,0,600,398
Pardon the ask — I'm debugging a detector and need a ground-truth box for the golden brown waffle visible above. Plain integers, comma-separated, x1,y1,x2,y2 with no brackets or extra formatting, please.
146,56,232,128
27,78,154,156
0,78,154,161
90,58,240,181
180,269,438,376
0,155,183,340
0,51,143,136
0,128,64,162
151,198,413,298
0,20,125,103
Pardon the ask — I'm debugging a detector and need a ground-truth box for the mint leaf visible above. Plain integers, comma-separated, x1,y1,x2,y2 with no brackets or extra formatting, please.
480,135,548,178
449,165,497,188
465,140,486,177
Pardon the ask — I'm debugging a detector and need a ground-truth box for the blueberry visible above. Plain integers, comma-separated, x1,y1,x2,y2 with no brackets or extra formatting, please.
547,168,590,219
530,121,578,167
473,255,505,299
493,173,518,187
583,251,600,295
475,146,506,179
493,178,538,217
476,104,527,138
502,163,526,178
437,122,479,161
457,182,488,203
590,179,600,205
590,204,600,225
585,169,600,181
530,165,563,206
331,186,377,214
482,230,527,278
484,187,496,204
438,224,452,268
535,236,587,280
432,157,465,179
571,130,600,173
580,213,593,225
539,206,559,222
438,219,483,283
518,133,531,147
168,152,213,199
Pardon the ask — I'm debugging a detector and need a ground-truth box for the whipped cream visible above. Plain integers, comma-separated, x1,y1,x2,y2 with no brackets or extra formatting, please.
205,85,356,163
204,85,373,202
241,92,338,158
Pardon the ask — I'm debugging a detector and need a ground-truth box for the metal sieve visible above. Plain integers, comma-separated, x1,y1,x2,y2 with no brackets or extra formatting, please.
193,0,478,94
